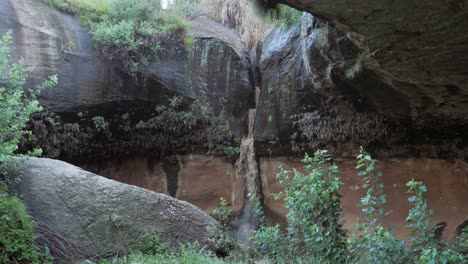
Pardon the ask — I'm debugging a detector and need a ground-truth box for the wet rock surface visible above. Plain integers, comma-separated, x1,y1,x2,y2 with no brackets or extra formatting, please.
16,157,219,258
2,0,253,161
258,0,468,158
253,13,468,158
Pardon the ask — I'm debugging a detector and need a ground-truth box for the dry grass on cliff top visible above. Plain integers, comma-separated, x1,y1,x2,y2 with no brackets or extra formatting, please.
199,0,303,49
44,0,110,16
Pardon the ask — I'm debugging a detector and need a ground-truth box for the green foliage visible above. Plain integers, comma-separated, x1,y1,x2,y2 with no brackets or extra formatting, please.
405,180,466,263
206,110,235,152
168,96,184,109
348,150,466,264
277,150,348,261
348,149,411,263
87,241,233,264
184,34,195,51
248,192,265,226
48,0,196,76
211,198,235,255
264,4,303,29
252,224,286,261
253,151,348,262
211,198,233,232
0,32,57,174
138,233,170,256
0,31,56,263
92,20,139,47
92,116,110,132
223,146,240,160
44,0,109,26
406,179,437,254
0,182,45,263
267,114,273,124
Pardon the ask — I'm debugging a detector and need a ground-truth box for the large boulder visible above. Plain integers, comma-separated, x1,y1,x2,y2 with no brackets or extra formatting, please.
16,157,219,258
259,0,468,158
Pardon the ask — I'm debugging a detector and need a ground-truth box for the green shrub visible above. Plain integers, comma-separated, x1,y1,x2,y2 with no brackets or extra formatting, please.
138,233,170,256
277,150,348,261
211,198,235,255
105,0,155,23
223,146,240,160
348,149,411,263
86,0,193,74
153,14,190,33
349,150,466,264
92,116,110,132
406,180,467,263
0,32,56,174
252,224,286,261
0,31,56,264
91,20,139,47
0,182,44,263
253,151,348,262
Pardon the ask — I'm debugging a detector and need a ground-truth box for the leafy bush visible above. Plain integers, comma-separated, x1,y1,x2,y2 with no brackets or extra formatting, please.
211,198,235,255
252,224,286,261
92,116,110,132
253,149,467,263
0,182,43,263
348,149,411,263
253,150,348,263
406,180,467,263
48,0,192,74
0,32,56,174
138,234,170,256
278,150,348,262
223,146,240,160
91,20,139,47
0,31,56,264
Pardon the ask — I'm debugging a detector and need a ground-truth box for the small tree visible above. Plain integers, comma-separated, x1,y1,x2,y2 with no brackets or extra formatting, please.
211,198,235,256
0,31,56,263
275,150,348,262
348,149,410,263
0,31,57,175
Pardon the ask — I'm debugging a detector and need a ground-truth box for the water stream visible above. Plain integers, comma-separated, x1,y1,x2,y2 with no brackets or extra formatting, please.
235,106,261,242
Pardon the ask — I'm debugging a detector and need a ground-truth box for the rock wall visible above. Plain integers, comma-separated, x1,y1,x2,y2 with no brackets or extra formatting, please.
2,0,253,162
87,155,245,216
252,13,468,158
260,0,468,158
91,154,468,240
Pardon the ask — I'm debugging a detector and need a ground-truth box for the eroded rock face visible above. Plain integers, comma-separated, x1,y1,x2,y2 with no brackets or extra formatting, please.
253,12,468,158
16,157,219,258
86,155,245,216
1,0,253,161
258,0,468,158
